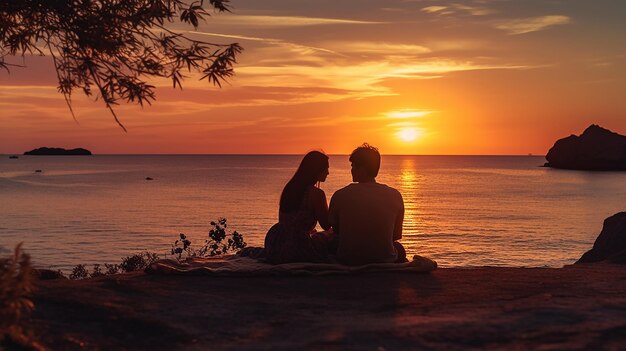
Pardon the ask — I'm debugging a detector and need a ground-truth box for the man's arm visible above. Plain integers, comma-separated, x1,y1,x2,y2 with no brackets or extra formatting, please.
393,197,404,241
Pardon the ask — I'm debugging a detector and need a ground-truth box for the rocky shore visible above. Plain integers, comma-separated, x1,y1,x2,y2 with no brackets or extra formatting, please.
27,264,626,350
19,213,626,350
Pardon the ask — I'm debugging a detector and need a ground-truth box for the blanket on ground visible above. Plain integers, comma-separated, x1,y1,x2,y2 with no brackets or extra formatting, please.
145,255,437,276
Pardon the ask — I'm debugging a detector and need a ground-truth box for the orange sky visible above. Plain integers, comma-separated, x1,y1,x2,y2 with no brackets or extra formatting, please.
1,0,626,155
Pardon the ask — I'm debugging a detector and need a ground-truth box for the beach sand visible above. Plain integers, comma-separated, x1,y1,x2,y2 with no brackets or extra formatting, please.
29,264,626,350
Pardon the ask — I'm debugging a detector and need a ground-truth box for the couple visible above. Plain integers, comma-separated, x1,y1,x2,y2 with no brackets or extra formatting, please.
264,143,407,266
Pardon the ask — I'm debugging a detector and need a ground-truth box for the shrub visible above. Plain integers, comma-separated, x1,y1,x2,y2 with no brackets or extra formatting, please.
0,244,43,350
69,264,89,280
104,263,120,275
172,218,247,259
89,264,104,278
119,252,159,273
67,218,246,277
69,252,160,280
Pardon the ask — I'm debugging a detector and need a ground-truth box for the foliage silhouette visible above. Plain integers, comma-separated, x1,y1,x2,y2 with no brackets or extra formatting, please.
66,219,246,278
69,264,89,280
0,0,242,131
69,252,160,280
172,217,247,259
0,244,43,350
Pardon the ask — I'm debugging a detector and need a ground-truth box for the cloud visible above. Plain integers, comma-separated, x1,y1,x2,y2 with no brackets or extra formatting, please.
385,110,433,119
421,3,496,16
189,31,341,55
494,15,572,35
235,59,531,94
0,85,59,99
422,6,448,14
322,41,432,55
205,14,384,27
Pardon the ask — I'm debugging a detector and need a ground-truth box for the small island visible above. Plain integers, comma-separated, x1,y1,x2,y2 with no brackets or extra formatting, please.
23,147,92,156
544,124,626,170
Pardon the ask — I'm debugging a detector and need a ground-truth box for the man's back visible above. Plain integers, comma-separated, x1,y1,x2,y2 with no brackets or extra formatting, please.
329,182,404,265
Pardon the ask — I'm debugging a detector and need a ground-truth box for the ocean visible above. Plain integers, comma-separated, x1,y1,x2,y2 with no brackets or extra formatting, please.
1,155,625,271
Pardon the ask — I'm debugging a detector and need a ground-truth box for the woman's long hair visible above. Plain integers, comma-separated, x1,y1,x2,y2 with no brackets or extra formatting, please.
280,151,329,213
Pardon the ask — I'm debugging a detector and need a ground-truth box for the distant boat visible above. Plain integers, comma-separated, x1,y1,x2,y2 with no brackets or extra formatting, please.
9,155,18,159
145,177,154,181
35,170,42,173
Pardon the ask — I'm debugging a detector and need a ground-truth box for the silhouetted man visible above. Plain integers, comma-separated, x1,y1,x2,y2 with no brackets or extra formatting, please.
329,144,407,265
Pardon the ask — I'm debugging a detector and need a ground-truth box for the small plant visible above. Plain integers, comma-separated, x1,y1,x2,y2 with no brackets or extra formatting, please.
120,252,159,273
0,244,43,350
68,252,160,280
172,233,193,259
172,218,247,259
90,264,104,278
104,263,120,275
69,264,89,280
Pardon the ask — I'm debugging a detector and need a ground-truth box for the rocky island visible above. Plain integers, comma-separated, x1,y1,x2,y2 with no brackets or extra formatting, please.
545,124,626,170
24,147,92,156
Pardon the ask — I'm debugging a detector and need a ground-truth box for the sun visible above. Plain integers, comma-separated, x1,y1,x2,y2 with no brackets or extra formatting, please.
397,128,420,142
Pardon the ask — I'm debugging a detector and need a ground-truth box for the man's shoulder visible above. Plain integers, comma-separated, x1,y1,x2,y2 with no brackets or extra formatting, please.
363,182,400,194
330,184,355,199
374,183,403,200
333,183,402,197
380,183,402,195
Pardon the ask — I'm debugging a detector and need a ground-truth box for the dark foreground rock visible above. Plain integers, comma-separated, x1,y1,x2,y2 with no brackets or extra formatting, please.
577,212,626,264
28,266,626,350
33,268,68,280
545,124,626,170
24,147,92,156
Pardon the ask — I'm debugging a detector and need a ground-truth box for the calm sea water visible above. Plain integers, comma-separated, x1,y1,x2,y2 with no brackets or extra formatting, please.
1,155,625,270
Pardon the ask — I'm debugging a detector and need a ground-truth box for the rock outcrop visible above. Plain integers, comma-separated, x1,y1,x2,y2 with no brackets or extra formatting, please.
545,124,626,170
577,212,626,264
24,147,92,156
33,268,68,280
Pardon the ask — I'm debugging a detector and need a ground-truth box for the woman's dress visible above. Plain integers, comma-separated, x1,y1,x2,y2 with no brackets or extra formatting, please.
263,188,329,264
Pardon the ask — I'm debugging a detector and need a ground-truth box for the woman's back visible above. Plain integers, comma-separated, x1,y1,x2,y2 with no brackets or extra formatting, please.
265,186,329,264
278,186,318,230
263,151,331,264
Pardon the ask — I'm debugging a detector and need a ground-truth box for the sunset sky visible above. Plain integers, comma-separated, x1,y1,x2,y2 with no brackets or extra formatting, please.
1,0,626,155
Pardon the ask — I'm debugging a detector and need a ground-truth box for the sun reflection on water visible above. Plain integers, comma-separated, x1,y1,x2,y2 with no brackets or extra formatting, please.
398,158,424,243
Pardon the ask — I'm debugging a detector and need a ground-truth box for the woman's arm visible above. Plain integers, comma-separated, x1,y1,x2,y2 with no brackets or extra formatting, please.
311,188,331,230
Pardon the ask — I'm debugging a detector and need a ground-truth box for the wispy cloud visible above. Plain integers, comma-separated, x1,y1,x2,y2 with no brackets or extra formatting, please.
322,41,431,55
494,15,572,35
236,59,531,94
421,3,496,16
190,31,341,55
385,110,433,119
206,14,384,27
422,6,448,14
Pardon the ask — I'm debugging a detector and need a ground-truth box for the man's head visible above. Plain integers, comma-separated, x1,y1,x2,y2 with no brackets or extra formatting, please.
349,143,380,182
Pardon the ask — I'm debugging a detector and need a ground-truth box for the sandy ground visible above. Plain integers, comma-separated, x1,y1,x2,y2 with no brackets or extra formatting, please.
28,264,626,350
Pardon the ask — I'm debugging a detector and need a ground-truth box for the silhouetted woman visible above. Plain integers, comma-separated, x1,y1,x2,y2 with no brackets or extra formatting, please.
264,151,333,264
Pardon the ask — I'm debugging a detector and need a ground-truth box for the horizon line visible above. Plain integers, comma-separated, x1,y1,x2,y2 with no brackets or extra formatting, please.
2,153,547,157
